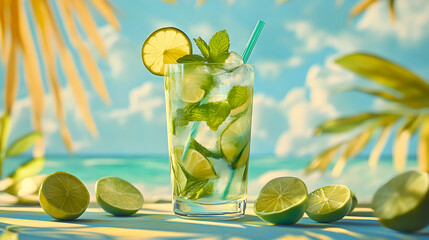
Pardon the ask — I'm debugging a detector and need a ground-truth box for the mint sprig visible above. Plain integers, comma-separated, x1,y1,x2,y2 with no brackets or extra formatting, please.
173,101,231,133
177,30,231,64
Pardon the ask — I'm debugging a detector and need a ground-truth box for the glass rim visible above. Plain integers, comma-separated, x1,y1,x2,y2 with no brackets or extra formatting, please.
165,63,254,67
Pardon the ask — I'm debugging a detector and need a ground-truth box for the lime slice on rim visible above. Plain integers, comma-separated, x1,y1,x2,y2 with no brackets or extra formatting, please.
220,116,250,163
254,177,308,225
306,185,352,223
141,27,192,76
96,177,144,216
372,170,429,233
183,149,217,180
39,171,90,221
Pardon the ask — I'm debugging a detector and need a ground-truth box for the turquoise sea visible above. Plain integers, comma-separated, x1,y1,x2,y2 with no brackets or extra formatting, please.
3,155,419,203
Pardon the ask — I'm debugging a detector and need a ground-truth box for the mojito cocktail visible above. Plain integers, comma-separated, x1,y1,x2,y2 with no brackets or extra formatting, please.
165,63,254,218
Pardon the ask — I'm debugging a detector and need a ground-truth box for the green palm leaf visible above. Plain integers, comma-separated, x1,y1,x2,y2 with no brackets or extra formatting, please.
306,144,342,174
368,125,393,169
336,53,429,106
418,117,429,172
332,128,373,177
315,113,399,135
393,116,424,171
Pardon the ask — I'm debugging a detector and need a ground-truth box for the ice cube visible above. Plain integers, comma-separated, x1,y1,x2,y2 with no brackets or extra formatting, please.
225,52,244,64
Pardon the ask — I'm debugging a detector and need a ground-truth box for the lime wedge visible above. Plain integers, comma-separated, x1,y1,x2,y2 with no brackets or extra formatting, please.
306,185,352,223
254,177,308,225
141,27,192,76
39,171,90,221
183,149,217,180
96,177,144,216
220,116,250,163
233,143,250,169
181,74,207,103
372,170,429,233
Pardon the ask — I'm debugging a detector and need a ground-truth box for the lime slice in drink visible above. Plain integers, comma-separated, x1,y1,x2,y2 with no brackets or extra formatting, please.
372,170,429,233
182,74,206,103
39,171,90,221
141,27,192,76
306,185,352,223
228,85,251,115
233,143,250,169
96,177,144,216
183,149,217,180
220,116,250,163
254,177,308,225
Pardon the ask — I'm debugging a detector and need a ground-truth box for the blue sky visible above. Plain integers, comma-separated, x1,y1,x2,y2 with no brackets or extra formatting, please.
1,0,429,156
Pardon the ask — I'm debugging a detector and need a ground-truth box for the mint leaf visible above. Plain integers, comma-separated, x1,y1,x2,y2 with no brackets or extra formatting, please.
190,137,220,158
194,102,231,131
208,30,230,63
173,101,231,133
227,85,249,109
194,37,210,59
177,54,206,63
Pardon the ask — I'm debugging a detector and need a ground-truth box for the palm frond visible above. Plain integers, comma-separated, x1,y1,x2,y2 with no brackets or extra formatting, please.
315,113,399,135
310,53,429,175
350,0,379,17
306,144,342,174
332,128,373,177
0,0,119,150
368,124,392,168
58,0,110,104
418,117,429,172
336,53,429,103
389,0,396,22
393,116,423,171
19,0,45,131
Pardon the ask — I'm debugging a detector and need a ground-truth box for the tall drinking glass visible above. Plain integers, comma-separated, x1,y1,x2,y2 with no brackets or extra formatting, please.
164,63,254,219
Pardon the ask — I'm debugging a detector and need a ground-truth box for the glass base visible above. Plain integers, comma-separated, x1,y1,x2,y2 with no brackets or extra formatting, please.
173,197,246,220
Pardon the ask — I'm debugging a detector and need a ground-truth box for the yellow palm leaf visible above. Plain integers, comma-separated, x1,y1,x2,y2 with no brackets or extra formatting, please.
60,46,99,137
350,0,379,17
58,0,111,104
31,1,74,152
306,144,342,174
19,0,45,131
89,0,120,29
70,0,107,57
393,117,423,171
332,128,373,177
368,125,392,169
4,43,18,115
389,0,396,22
418,117,429,172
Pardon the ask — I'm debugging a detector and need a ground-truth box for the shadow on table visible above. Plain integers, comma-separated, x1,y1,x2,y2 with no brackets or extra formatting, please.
1,205,429,240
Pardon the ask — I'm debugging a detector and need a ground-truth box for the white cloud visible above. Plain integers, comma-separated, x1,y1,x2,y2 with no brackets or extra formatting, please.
107,82,165,124
285,21,359,53
189,23,215,41
256,56,303,80
357,0,429,42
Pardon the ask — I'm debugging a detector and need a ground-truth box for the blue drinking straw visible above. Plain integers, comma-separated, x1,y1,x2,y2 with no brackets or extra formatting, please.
242,20,265,64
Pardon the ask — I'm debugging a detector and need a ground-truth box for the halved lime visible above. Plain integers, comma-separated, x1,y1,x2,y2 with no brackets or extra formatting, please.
220,116,250,163
183,148,217,180
96,177,144,216
141,27,192,76
306,185,352,223
39,171,90,221
372,170,429,232
349,192,358,214
254,177,308,225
